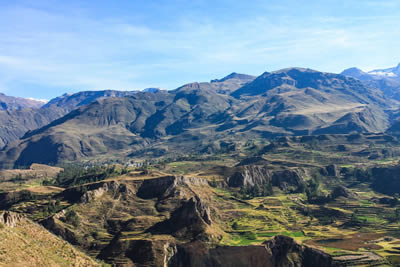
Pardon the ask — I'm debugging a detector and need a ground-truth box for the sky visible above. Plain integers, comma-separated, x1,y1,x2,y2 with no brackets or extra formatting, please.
0,0,399,100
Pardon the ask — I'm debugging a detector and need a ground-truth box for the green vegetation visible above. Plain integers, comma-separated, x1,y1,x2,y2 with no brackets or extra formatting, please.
53,165,127,187
239,183,273,199
65,210,80,227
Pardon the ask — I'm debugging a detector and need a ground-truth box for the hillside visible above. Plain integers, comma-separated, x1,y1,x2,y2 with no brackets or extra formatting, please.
0,67,397,167
0,90,143,149
0,107,66,148
0,211,99,266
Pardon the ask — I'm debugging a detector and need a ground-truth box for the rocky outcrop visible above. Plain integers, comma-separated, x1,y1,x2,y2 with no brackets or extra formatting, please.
60,180,136,203
228,165,272,187
263,235,334,267
147,195,213,240
330,185,356,200
325,164,339,177
99,238,173,266
272,169,305,193
79,181,132,203
137,176,208,199
0,211,24,227
228,165,306,193
371,165,400,195
167,235,335,267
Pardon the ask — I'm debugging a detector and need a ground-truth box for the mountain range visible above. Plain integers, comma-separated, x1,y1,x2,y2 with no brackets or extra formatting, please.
341,64,400,101
2,65,400,168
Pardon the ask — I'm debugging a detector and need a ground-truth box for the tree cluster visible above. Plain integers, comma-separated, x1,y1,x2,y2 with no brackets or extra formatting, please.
239,183,273,199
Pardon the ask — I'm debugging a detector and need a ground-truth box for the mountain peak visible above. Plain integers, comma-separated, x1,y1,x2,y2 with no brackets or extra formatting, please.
143,88,162,93
342,67,364,73
272,67,315,73
341,67,366,76
340,67,376,81
211,72,255,83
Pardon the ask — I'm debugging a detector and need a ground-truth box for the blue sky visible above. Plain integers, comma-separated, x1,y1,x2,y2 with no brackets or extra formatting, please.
0,0,399,100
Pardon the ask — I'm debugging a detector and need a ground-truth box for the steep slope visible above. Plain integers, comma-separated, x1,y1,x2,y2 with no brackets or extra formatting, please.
0,93,56,147
0,68,396,167
0,90,139,149
0,211,99,266
0,107,65,148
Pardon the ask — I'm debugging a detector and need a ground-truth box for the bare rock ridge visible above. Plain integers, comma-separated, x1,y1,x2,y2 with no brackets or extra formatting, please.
0,211,23,227
228,165,306,193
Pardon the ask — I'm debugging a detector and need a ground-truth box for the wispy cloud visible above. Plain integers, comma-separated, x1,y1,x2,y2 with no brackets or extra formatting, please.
0,0,399,98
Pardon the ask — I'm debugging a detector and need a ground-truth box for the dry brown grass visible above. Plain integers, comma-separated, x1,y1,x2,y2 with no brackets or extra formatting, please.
0,164,62,180
26,186,64,194
0,215,99,266
305,233,384,251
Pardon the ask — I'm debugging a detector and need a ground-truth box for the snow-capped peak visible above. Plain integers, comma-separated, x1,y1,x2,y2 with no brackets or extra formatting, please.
367,63,400,78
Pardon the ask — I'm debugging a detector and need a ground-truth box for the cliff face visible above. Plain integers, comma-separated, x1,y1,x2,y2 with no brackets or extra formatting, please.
263,235,334,267
168,235,335,267
228,165,306,193
147,195,213,241
228,165,273,187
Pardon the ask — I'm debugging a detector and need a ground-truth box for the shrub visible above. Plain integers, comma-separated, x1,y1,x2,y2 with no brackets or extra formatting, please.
244,231,257,240
232,221,239,230
65,210,80,227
